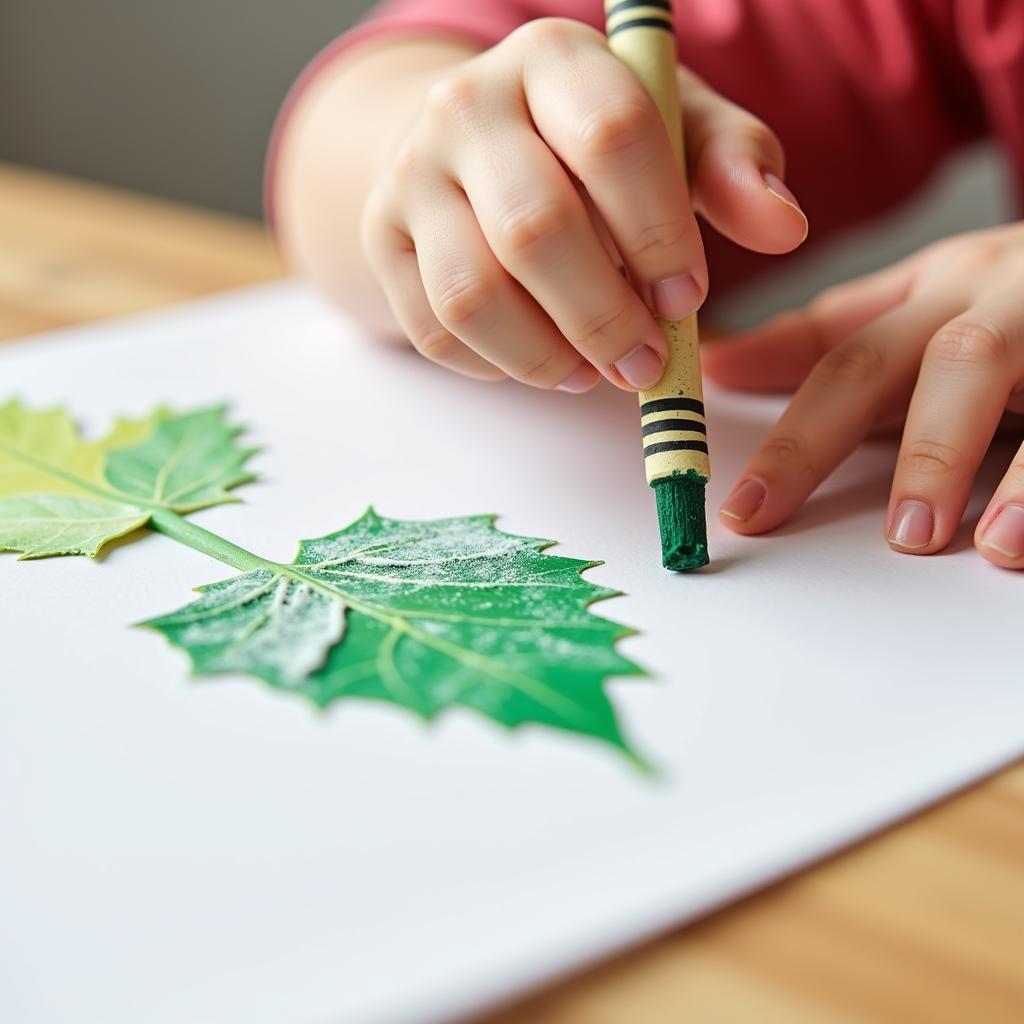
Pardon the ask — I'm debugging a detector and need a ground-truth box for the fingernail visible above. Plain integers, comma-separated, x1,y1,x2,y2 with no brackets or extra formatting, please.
651,274,702,321
720,478,766,522
556,363,600,394
763,172,803,213
981,503,1024,558
888,500,934,550
614,344,664,389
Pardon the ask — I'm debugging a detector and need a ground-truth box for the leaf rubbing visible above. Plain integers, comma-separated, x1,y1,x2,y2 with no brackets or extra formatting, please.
0,401,255,558
145,510,646,759
2,400,647,762
147,572,346,688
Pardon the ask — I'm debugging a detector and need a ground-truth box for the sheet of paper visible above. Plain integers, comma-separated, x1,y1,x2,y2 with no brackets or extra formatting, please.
1,283,1019,1024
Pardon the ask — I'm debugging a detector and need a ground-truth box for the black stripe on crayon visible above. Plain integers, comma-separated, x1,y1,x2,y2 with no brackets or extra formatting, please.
606,0,672,20
607,15,673,36
643,439,709,458
640,397,705,417
641,417,707,437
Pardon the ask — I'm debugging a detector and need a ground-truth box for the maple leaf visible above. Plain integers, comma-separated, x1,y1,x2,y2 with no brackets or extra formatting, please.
0,401,255,558
105,406,257,512
143,510,646,760
2,401,646,763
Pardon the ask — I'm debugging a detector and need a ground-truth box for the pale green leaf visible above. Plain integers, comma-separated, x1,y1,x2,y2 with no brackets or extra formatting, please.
0,399,157,500
0,401,256,558
0,494,148,559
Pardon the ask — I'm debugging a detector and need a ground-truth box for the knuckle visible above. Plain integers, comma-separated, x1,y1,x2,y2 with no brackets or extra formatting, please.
570,302,632,356
758,433,816,478
413,326,463,364
920,237,1001,283
514,16,584,50
950,239,1002,273
817,339,885,385
691,118,781,180
809,283,848,316
899,439,964,477
495,199,571,262
915,238,960,278
929,319,1010,367
425,74,479,124
434,272,497,328
578,100,654,162
391,140,421,182
627,219,690,261
735,119,783,163
514,349,561,386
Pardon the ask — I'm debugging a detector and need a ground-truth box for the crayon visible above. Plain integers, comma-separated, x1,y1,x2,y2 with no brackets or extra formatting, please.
605,0,710,570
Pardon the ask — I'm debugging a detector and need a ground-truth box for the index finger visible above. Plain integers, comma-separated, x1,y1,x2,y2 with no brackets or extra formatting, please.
522,26,707,320
719,295,964,534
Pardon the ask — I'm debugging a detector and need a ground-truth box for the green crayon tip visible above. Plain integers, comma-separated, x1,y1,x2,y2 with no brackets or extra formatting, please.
652,469,709,572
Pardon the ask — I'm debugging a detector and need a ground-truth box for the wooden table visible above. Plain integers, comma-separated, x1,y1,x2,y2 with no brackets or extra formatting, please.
1,162,1021,1024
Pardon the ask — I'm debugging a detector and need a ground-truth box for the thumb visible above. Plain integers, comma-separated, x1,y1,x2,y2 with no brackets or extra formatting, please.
679,67,808,255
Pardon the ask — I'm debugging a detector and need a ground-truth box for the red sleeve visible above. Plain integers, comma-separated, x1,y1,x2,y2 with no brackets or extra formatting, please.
687,0,1023,295
266,0,1024,296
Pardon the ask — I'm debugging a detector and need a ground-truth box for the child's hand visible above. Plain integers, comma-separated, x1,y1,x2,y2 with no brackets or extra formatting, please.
704,223,1024,568
361,18,807,393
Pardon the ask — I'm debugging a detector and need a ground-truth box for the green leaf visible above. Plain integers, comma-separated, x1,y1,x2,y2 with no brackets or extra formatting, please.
3,400,647,763
105,405,258,513
0,401,256,558
144,510,646,760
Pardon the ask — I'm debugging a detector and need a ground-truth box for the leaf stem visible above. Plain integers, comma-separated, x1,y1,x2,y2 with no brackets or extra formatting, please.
148,508,275,574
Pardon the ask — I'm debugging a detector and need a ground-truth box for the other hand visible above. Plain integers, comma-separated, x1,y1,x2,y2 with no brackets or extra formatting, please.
704,223,1024,569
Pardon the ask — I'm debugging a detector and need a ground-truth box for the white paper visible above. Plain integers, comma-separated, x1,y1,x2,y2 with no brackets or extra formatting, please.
1,282,1020,1024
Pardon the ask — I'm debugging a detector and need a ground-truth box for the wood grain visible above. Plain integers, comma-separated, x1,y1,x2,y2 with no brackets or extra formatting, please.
0,160,1020,1023
484,767,1024,1024
0,162,283,341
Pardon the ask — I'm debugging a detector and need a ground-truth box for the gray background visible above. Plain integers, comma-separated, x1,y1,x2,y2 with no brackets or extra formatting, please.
0,1,374,217
0,2,1014,317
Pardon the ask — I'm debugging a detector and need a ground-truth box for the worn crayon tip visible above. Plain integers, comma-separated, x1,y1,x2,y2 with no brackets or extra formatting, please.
652,470,709,572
